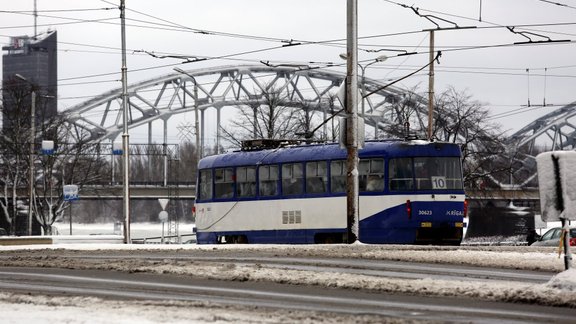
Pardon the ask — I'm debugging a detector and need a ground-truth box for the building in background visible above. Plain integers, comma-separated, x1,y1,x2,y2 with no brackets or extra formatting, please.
1,30,57,236
2,30,58,132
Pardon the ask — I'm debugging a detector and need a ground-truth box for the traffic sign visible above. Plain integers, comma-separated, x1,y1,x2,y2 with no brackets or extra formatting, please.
158,211,168,222
158,199,169,210
63,184,79,201
536,151,576,221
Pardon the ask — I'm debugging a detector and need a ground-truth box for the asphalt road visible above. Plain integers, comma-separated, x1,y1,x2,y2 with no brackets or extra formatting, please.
54,252,556,283
0,266,573,323
0,247,573,323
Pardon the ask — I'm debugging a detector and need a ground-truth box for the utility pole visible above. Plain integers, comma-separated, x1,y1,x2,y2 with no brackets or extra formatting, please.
194,81,200,161
33,0,37,38
427,30,435,141
345,0,359,243
15,74,36,236
120,0,131,244
29,90,36,236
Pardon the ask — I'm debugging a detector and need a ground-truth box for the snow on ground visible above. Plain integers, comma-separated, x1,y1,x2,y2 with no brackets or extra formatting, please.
0,293,380,324
2,222,576,323
1,243,576,319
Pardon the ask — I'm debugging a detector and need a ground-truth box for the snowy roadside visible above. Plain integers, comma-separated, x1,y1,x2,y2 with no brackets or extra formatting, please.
1,243,576,323
0,293,393,324
1,244,576,306
0,242,570,271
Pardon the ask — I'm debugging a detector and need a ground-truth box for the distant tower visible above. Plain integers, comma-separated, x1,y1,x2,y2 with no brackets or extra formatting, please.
2,30,58,132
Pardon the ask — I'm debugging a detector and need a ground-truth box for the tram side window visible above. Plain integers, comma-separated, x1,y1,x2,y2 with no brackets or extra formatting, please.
237,166,256,198
389,158,414,191
214,168,234,199
306,161,327,194
259,165,279,197
282,163,304,195
359,158,384,192
330,160,346,193
198,169,213,200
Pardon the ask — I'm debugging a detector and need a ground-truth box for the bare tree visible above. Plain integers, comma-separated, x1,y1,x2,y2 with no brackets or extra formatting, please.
380,86,428,139
432,86,508,189
221,84,305,146
32,115,112,234
1,78,111,235
377,85,509,190
0,77,31,234
176,141,200,183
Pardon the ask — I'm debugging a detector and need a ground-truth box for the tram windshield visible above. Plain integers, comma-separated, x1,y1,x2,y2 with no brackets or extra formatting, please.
389,157,463,191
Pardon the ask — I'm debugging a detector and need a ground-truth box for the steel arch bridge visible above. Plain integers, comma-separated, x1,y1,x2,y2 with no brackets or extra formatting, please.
62,64,576,190
499,102,576,188
63,65,431,148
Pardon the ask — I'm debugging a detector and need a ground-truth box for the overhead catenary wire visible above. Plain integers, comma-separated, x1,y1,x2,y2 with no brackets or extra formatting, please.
537,0,576,10
4,2,576,65
381,0,576,39
4,1,576,119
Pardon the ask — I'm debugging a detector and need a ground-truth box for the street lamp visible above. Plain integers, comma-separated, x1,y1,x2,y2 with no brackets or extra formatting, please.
173,67,201,164
15,74,36,236
339,54,388,117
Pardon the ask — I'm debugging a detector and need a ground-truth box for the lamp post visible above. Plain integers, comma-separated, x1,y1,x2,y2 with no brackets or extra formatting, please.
339,54,387,125
15,74,36,236
174,68,201,163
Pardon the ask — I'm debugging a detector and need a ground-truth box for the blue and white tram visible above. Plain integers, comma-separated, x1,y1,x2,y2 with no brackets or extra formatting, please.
194,139,466,245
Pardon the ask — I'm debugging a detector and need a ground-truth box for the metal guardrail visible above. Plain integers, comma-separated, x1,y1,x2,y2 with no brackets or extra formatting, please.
461,241,529,246
131,233,196,244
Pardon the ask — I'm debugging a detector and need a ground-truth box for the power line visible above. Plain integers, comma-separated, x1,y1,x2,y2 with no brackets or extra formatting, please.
381,0,576,39
0,17,118,30
0,8,115,14
536,0,576,10
3,1,575,106
486,104,560,120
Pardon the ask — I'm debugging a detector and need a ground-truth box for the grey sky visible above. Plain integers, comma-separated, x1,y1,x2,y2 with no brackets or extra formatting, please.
2,0,576,136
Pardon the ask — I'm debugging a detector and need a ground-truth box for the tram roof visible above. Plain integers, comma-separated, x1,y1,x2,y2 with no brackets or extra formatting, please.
198,140,461,169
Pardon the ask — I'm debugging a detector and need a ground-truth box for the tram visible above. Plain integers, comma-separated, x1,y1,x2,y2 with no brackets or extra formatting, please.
194,139,466,245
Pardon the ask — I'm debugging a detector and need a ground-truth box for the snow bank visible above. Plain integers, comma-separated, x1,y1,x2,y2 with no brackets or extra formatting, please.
1,243,576,322
0,293,369,324
547,268,576,292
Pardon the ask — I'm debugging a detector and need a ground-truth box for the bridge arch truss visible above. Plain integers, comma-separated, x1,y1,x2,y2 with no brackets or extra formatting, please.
501,102,576,188
64,65,433,148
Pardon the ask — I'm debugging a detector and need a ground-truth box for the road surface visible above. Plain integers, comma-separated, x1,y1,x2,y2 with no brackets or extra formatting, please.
0,245,574,323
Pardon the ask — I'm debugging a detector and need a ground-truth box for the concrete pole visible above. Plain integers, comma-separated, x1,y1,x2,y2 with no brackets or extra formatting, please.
33,0,37,38
346,0,359,243
216,108,221,154
28,90,36,236
120,0,131,244
163,118,168,187
427,30,435,141
194,81,201,161
201,110,205,158
148,122,153,178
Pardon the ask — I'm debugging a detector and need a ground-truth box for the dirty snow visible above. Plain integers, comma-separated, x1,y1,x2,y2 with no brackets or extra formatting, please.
1,242,576,323
1,221,576,323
